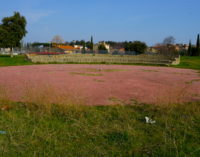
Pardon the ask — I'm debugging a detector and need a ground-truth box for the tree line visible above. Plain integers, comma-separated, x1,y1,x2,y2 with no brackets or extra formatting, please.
31,37,148,54
1,12,198,56
0,12,151,55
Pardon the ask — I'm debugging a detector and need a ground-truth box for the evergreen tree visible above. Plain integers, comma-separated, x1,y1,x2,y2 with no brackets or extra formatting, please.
90,36,94,51
82,41,86,54
191,47,196,56
196,34,200,56
187,40,192,56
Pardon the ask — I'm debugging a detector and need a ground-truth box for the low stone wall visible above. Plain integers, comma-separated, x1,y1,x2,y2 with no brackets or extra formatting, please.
171,55,180,65
26,54,180,65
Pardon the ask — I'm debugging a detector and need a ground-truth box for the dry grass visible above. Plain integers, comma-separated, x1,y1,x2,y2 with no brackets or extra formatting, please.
150,77,200,107
0,82,200,156
15,81,87,113
0,80,198,111
0,85,12,105
153,85,192,106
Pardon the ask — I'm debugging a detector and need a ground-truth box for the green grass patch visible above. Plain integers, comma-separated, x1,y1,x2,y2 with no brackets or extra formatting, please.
0,55,33,67
0,102,200,156
0,55,200,72
171,56,200,70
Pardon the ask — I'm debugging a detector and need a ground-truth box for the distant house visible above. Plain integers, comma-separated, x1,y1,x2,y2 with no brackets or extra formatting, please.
149,43,189,54
119,48,125,53
52,44,81,54
94,42,110,52
102,42,110,52
148,46,160,53
0,48,19,55
74,45,84,49
174,44,189,51
0,48,11,54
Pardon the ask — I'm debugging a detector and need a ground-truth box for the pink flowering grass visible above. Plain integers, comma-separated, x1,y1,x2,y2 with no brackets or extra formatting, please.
0,64,199,106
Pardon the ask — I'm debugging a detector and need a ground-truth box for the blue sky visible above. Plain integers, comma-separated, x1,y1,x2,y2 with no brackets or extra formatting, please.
0,0,199,46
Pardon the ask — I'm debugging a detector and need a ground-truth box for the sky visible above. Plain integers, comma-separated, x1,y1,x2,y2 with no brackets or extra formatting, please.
0,0,199,46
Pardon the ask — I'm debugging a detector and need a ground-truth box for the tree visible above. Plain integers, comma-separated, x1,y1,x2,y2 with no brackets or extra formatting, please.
0,26,8,48
132,41,147,54
156,44,177,56
82,44,86,54
52,35,64,44
85,41,91,49
196,34,199,49
90,36,94,51
196,34,200,56
0,12,27,55
82,41,86,54
163,36,175,45
187,40,192,56
70,40,86,46
191,47,197,56
154,36,177,56
124,41,147,54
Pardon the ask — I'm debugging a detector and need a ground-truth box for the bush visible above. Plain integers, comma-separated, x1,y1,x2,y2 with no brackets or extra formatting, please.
124,41,147,54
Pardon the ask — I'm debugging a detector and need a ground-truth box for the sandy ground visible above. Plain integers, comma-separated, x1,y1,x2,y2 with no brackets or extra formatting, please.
0,64,200,105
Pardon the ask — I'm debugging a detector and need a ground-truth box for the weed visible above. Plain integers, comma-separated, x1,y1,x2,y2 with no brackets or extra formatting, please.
185,79,200,84
70,72,103,76
93,79,105,82
86,68,129,73
108,97,125,105
141,69,159,72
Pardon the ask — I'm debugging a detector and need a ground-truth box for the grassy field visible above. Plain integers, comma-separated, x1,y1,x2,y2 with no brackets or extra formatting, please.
0,55,200,70
171,56,200,70
0,55,200,156
0,55,33,66
0,101,200,157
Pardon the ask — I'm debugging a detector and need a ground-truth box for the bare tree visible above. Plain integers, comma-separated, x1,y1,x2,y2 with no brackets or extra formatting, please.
155,36,178,57
163,36,175,45
51,35,64,44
